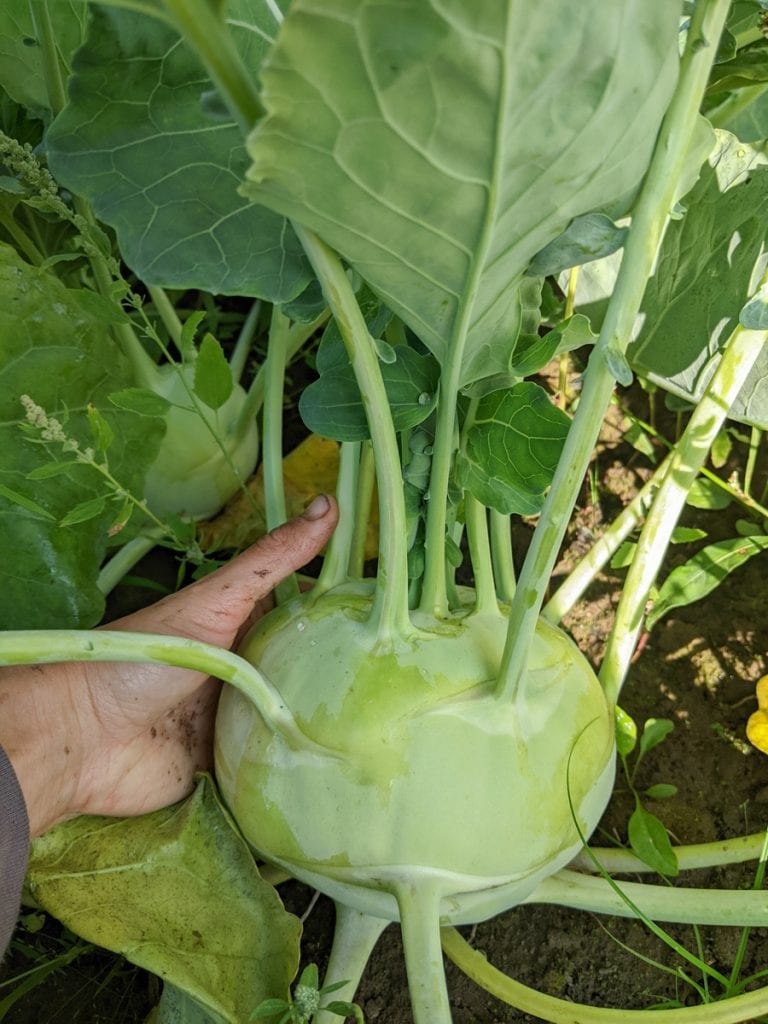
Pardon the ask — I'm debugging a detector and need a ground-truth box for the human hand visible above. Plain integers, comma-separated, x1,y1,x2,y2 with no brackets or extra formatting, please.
0,495,337,837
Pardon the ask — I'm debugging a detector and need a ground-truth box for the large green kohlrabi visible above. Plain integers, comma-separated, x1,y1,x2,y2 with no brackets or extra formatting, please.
143,364,259,520
215,583,615,922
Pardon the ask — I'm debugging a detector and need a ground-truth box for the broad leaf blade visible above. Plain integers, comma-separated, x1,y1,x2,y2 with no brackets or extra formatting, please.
459,382,570,515
299,345,438,441
244,0,680,385
46,3,309,300
27,776,300,1024
629,131,768,428
0,243,163,628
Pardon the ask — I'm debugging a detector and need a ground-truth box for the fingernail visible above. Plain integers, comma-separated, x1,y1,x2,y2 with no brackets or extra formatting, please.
304,494,330,520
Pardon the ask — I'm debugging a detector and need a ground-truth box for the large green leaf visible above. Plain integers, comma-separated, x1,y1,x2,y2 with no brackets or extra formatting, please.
0,242,163,628
244,0,680,386
458,382,570,516
45,2,310,299
28,776,300,1024
628,131,768,428
0,1,88,114
299,344,438,441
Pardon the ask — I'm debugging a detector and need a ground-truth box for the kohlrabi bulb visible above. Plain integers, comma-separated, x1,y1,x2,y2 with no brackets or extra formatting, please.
215,582,615,924
143,364,259,520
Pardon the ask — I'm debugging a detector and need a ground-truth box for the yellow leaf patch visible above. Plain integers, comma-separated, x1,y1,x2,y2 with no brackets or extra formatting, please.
746,676,768,755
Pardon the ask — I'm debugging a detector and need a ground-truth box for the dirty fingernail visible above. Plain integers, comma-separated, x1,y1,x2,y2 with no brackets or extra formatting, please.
304,494,331,520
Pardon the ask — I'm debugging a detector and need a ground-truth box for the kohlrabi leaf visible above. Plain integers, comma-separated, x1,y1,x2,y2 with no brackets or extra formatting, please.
458,382,570,516
244,0,681,386
0,1,88,114
45,2,309,300
629,131,768,428
527,213,628,279
646,534,768,630
707,39,768,94
722,88,768,142
299,346,439,441
0,242,163,628
27,776,300,1024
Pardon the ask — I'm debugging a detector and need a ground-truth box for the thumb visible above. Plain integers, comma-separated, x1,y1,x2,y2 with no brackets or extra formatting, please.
116,494,338,649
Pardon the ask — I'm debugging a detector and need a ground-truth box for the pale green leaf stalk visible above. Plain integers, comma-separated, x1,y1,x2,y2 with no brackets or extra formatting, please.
0,630,334,757
441,927,768,1024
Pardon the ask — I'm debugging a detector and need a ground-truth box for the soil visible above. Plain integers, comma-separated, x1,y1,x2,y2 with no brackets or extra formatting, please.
2,406,768,1024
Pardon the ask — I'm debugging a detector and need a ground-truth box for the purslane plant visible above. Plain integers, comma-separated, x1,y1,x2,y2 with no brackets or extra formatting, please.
2,1,768,1022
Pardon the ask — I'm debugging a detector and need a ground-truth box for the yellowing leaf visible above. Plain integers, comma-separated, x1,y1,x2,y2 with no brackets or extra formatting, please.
746,676,768,754
198,434,379,559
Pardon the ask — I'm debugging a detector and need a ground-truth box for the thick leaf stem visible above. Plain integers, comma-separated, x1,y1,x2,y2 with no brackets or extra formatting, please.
464,495,497,615
570,831,768,875
96,527,166,595
530,868,768,928
394,881,453,1024
237,311,327,438
293,226,411,641
349,440,375,579
312,906,387,1024
600,314,768,703
442,927,768,1024
490,510,515,603
161,0,264,134
0,207,43,265
147,285,184,350
263,307,299,604
32,2,68,117
229,300,261,384
0,630,333,756
418,364,460,618
495,0,731,704
316,441,360,593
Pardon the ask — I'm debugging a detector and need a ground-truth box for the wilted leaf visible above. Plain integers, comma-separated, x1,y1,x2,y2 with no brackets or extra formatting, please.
198,434,379,559
747,676,768,754
28,776,300,1024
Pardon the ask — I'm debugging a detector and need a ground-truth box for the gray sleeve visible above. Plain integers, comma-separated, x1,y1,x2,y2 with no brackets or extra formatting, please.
0,744,29,958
